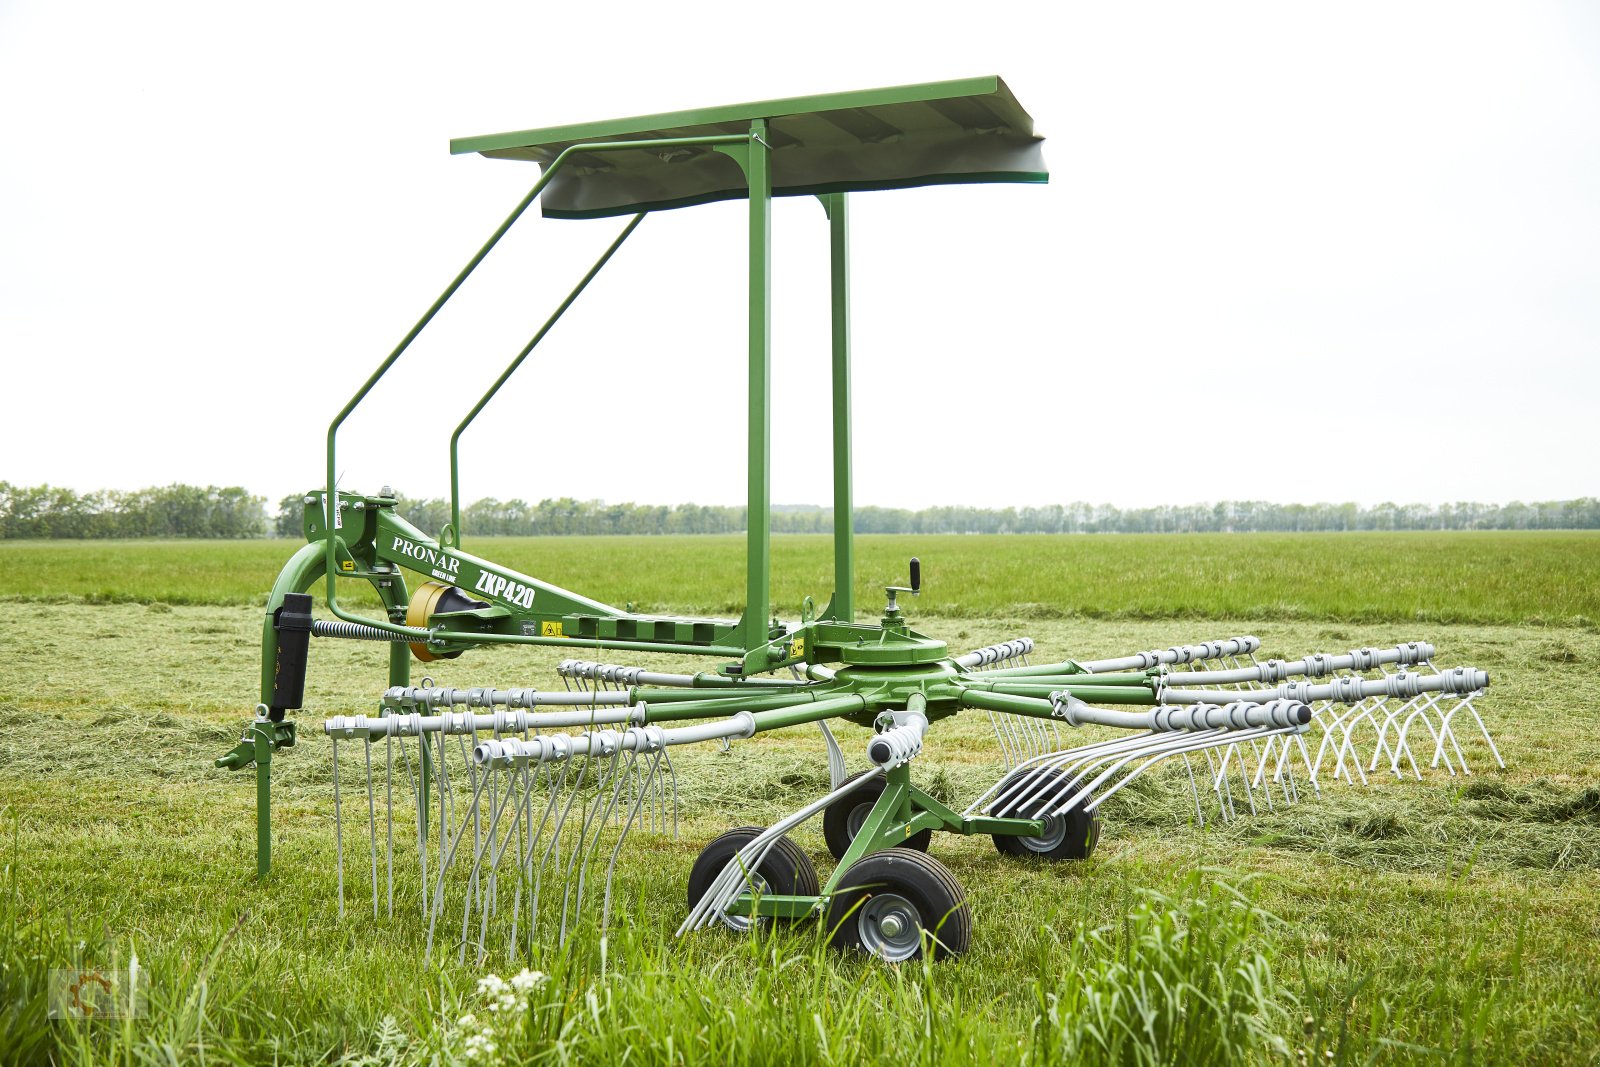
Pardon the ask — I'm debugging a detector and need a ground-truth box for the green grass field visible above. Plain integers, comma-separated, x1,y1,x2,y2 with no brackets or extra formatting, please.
1,531,1596,626
1,533,1597,1065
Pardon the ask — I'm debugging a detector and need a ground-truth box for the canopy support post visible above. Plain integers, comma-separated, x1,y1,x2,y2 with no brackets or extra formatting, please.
824,192,854,622
744,119,773,655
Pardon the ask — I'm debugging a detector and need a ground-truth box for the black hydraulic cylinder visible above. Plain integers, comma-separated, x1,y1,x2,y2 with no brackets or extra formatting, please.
270,592,313,719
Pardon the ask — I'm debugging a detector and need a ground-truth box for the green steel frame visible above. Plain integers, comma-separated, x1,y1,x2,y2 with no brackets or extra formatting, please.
228,80,1063,888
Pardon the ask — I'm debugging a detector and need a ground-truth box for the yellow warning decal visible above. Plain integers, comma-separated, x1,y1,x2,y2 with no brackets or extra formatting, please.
340,560,356,572
789,637,805,659
541,621,565,638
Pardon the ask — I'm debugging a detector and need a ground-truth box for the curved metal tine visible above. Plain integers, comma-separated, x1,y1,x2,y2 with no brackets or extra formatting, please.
966,728,1157,816
1018,732,1194,818
1266,727,1311,802
1364,670,1428,777
502,758,535,959
1210,739,1258,817
536,753,591,947
365,739,379,919
970,729,1165,817
1412,657,1472,772
602,749,665,930
1245,738,1275,811
1018,718,1044,763
1434,689,1503,770
661,742,681,839
568,747,635,941
424,766,490,964
384,729,395,919
694,823,800,932
480,755,541,964
1312,696,1372,783
461,760,519,964
1204,747,1235,823
996,711,1027,768
1333,676,1400,781
1180,753,1206,826
1080,727,1291,815
560,748,623,943
394,733,427,918
511,758,570,959
987,711,1016,769
332,736,345,919
1372,690,1431,778
818,719,848,789
1061,729,1250,817
1416,690,1467,774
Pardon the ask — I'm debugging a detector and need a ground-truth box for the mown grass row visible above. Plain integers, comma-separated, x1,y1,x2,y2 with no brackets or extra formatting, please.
2,530,1597,626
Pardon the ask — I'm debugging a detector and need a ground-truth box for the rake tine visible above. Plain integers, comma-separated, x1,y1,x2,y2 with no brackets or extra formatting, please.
424,766,489,965
568,745,632,941
459,762,508,964
385,728,394,919
332,736,344,918
818,720,848,789
365,738,379,919
1180,753,1206,826
603,738,667,930
1078,727,1299,815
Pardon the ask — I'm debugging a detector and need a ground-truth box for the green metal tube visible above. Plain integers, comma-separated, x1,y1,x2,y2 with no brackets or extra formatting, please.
748,694,866,732
958,688,1058,719
322,132,749,638
427,630,744,658
743,119,773,649
963,671,1152,688
449,212,647,536
826,191,854,622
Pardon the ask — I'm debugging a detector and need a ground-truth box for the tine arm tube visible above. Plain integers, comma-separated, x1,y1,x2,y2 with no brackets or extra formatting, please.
1161,667,1488,705
1163,642,1436,686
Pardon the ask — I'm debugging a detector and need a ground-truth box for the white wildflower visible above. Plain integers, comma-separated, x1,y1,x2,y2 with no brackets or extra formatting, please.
510,968,546,993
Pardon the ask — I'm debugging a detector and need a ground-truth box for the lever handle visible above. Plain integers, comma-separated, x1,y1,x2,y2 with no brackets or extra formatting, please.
908,557,921,595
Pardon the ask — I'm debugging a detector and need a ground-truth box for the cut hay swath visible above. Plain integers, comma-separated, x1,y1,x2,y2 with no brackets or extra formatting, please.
217,77,1498,963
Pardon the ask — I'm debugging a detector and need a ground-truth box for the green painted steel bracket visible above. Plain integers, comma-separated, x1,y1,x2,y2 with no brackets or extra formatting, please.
213,719,297,880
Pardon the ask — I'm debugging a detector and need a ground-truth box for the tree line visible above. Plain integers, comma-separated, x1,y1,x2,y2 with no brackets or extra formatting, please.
3,482,1596,539
283,493,1600,537
0,482,267,539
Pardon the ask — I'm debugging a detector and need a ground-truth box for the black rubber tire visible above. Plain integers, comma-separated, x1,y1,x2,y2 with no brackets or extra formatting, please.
825,848,971,962
989,769,1101,860
684,826,819,929
822,771,933,861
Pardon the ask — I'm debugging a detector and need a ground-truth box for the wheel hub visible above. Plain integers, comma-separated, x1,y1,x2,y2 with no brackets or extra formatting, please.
1018,813,1069,853
859,893,921,962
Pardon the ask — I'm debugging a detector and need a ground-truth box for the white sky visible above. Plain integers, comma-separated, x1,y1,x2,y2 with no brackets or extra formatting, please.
2,1,1596,511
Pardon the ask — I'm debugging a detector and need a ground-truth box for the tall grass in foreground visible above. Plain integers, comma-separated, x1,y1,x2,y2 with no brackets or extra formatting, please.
5,834,1300,1067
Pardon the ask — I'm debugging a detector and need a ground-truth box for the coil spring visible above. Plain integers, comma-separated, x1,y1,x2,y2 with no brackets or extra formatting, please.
311,619,420,642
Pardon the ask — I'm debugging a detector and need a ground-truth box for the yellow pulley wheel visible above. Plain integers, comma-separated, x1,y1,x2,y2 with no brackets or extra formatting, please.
405,580,486,662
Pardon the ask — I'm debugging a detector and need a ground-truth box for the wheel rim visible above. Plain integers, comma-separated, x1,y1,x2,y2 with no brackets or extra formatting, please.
857,893,922,962
846,802,873,840
719,871,769,933
1017,813,1070,853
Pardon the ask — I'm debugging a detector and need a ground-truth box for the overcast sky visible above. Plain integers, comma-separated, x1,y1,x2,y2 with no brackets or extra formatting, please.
3,1,1596,511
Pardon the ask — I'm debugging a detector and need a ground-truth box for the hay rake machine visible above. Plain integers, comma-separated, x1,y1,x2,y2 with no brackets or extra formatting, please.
218,78,1499,962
